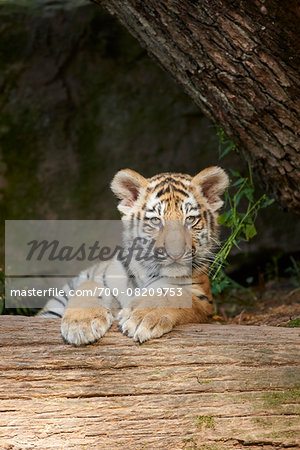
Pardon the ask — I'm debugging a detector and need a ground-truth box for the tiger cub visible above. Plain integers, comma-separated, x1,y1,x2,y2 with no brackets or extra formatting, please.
39,167,229,345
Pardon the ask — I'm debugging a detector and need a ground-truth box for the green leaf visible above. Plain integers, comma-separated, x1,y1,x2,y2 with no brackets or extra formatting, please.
231,178,245,187
217,212,227,225
244,223,257,240
218,210,233,226
219,144,233,159
230,169,241,178
232,239,241,249
262,196,275,208
244,186,254,202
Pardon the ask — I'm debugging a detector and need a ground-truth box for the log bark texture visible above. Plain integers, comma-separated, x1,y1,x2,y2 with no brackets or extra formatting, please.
0,316,299,448
94,0,300,214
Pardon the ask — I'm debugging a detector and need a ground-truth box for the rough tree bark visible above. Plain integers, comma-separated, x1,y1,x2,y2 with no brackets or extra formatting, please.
94,0,300,214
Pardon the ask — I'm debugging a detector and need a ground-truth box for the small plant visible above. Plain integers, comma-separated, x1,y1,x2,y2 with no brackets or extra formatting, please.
284,318,300,327
210,129,274,295
196,415,215,429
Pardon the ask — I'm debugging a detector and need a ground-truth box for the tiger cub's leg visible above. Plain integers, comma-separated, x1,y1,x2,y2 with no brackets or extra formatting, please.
119,275,213,343
119,297,212,344
61,281,114,346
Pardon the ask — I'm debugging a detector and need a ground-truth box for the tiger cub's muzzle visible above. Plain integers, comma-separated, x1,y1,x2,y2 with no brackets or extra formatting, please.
154,220,192,264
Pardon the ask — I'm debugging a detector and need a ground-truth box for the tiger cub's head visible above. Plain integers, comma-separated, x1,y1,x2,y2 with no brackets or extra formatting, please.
111,168,229,277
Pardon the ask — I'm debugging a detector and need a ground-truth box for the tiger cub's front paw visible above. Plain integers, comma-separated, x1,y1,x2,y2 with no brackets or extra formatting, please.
61,307,113,346
119,308,175,343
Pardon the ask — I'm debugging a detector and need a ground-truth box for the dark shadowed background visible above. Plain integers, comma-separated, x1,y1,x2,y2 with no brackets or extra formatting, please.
1,0,300,278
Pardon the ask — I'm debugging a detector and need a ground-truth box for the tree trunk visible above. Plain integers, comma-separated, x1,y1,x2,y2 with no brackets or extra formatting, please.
1,317,300,448
94,0,300,214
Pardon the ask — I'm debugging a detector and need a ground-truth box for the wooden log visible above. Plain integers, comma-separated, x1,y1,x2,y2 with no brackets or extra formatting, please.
0,316,299,448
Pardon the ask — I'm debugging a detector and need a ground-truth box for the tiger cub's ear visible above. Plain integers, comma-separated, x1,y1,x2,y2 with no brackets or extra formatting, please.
192,166,229,212
111,169,147,213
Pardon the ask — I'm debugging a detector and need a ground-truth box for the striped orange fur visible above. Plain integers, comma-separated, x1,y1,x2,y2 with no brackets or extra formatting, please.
40,167,229,345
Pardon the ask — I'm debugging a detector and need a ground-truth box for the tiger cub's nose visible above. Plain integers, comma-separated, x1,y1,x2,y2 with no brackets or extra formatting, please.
168,250,185,260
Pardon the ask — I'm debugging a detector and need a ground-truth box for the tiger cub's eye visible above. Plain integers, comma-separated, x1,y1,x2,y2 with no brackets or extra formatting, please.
185,216,197,226
150,217,161,226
